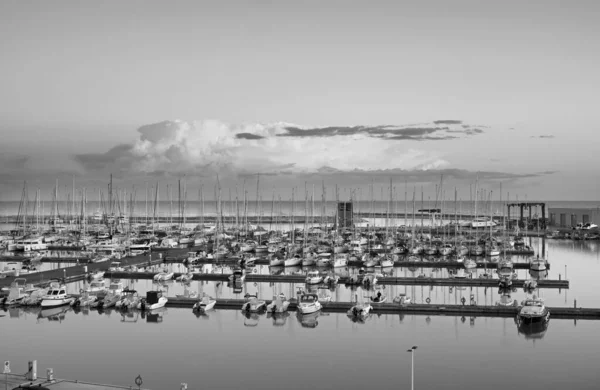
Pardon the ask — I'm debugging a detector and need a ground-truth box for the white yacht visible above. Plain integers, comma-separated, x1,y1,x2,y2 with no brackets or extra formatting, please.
333,253,349,268
530,256,547,272
85,279,107,296
471,218,497,228
305,271,323,285
193,294,217,313
139,290,168,311
40,283,73,308
518,296,550,324
297,292,322,315
241,294,267,312
266,293,290,314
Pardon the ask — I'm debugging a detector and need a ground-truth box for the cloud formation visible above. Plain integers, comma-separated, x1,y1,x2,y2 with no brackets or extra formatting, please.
276,122,481,141
72,119,489,178
434,120,462,125
65,118,555,197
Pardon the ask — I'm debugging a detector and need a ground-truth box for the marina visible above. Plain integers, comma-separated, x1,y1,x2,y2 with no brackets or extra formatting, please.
3,1,600,388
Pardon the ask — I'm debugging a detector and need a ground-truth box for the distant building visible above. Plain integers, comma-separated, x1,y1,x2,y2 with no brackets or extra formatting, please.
548,207,600,228
336,202,353,229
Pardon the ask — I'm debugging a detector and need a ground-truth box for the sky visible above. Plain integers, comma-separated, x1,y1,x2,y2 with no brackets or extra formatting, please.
0,0,599,201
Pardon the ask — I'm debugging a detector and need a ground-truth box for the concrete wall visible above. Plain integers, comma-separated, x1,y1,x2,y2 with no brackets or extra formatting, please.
548,208,600,227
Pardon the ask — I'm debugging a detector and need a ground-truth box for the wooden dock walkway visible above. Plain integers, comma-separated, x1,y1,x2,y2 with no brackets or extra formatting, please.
164,257,544,270
165,297,600,319
106,271,569,289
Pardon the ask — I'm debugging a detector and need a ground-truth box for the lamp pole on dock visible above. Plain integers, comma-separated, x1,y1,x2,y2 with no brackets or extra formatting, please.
407,346,417,390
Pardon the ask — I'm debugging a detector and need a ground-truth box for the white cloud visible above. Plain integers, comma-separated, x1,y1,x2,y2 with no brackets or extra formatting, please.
121,120,451,175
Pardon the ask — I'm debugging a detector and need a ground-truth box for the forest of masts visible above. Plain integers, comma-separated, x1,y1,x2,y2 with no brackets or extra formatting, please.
8,175,520,233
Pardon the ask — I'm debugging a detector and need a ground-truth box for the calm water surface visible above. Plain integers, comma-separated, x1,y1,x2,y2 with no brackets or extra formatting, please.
1,237,599,389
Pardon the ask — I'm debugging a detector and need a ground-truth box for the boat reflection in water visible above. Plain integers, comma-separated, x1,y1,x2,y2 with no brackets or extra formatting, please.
516,318,549,341
297,311,319,328
267,311,289,326
120,311,139,323
144,307,167,323
243,311,261,327
38,305,71,322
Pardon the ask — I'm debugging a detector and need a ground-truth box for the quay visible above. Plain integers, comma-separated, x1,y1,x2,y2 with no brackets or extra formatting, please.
165,297,599,319
3,372,150,390
106,271,569,289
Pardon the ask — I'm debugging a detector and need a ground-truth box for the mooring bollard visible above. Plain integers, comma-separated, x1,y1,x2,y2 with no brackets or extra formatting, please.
47,368,54,381
574,299,577,308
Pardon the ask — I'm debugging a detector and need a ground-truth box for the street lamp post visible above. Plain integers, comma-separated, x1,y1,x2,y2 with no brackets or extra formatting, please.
407,346,418,390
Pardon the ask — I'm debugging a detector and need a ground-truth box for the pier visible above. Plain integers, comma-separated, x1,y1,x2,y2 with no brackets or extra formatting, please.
3,372,150,390
165,297,599,319
106,271,569,289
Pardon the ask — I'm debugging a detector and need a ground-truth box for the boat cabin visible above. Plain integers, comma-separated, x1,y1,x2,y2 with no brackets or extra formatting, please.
146,290,163,305
48,286,67,296
108,281,123,291
300,293,318,303
307,271,320,278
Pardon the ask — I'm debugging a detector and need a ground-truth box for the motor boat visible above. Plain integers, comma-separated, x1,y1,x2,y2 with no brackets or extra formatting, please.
464,258,477,269
471,217,497,228
139,290,168,311
379,255,394,268
96,280,124,308
71,289,98,308
266,293,290,314
116,289,141,309
193,294,217,313
332,253,348,268
108,261,124,272
0,278,29,306
518,296,550,324
40,283,73,308
85,279,107,296
153,269,175,281
175,272,194,283
21,285,48,306
393,293,411,305
305,270,323,285
89,270,105,280
370,290,387,303
241,293,267,313
296,291,322,315
347,301,372,321
530,256,547,272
